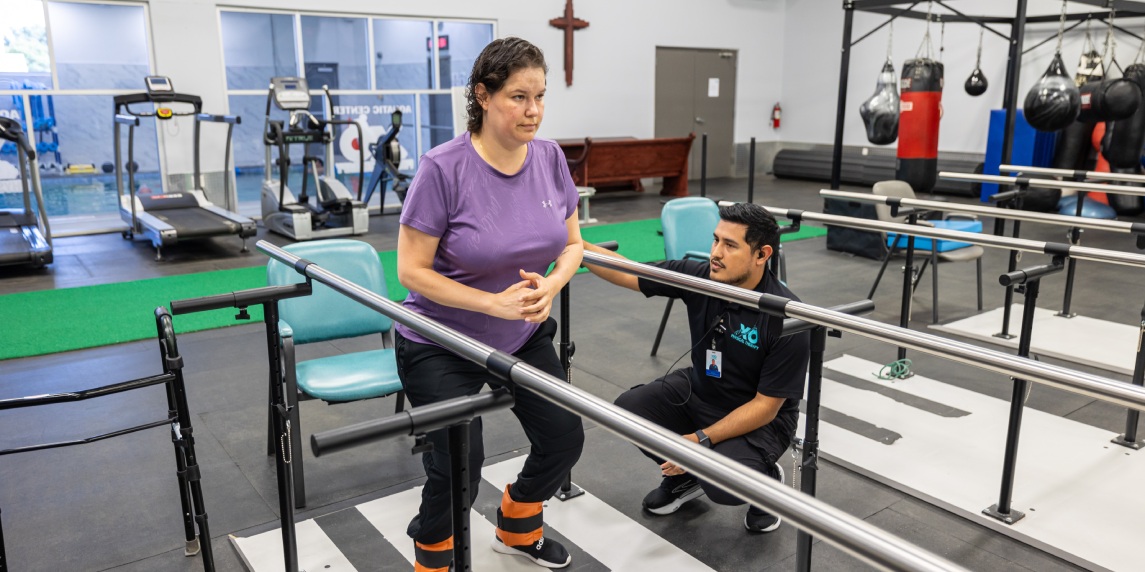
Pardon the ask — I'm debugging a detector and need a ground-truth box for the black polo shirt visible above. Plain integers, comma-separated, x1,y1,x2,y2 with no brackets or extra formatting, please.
639,260,810,417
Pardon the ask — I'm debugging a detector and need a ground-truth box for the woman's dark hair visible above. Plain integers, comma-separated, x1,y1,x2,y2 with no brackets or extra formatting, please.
718,202,780,256
466,37,548,133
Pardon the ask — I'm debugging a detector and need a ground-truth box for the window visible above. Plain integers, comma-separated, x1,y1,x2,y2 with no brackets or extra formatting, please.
220,11,298,91
47,2,151,90
373,19,433,90
0,0,50,90
302,16,369,91
0,2,156,234
219,10,494,215
436,21,494,89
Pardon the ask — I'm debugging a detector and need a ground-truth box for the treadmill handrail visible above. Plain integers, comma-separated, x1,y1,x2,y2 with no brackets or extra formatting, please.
115,114,141,126
196,113,240,125
114,91,202,111
0,118,36,158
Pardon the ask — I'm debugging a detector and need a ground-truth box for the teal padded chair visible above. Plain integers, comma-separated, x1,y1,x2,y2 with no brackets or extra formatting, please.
651,197,720,356
267,239,404,507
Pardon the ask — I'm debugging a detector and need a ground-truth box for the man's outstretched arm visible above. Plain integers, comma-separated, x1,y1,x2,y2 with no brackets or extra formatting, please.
581,240,641,292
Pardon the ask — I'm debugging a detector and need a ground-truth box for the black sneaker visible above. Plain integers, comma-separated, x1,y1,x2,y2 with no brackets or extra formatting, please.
745,463,784,533
642,474,705,515
491,535,571,568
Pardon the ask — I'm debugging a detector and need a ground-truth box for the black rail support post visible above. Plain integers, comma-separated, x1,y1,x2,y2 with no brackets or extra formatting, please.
1113,301,1145,450
448,422,474,571
795,326,829,572
556,282,584,501
996,218,1022,340
897,213,919,363
1059,190,1087,318
1,507,6,572
829,0,855,191
700,133,708,198
985,259,1061,524
747,137,756,204
264,299,299,571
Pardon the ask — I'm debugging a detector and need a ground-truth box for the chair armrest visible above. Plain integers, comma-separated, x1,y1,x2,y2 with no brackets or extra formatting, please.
277,319,294,339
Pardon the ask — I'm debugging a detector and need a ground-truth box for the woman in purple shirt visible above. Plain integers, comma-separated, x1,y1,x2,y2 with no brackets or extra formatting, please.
395,37,583,571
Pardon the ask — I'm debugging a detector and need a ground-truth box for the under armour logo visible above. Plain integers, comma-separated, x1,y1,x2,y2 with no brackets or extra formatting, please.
541,200,553,208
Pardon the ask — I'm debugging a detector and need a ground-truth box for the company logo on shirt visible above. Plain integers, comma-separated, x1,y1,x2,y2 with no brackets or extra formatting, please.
731,323,759,349
541,200,553,208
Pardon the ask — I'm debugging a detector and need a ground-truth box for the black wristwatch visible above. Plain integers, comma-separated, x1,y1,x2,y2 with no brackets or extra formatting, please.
695,429,712,448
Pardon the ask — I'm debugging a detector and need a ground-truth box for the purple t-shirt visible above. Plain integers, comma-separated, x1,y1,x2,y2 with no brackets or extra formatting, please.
397,132,579,353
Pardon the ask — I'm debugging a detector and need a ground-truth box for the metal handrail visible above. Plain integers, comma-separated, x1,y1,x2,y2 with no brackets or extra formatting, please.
940,171,1145,197
581,250,1145,412
256,240,967,572
1000,164,1145,185
820,189,1145,236
760,205,1145,269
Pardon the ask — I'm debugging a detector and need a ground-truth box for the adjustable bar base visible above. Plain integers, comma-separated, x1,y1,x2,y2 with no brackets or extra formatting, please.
982,504,1025,525
992,332,1017,340
1111,434,1144,450
1054,311,1077,319
554,483,586,502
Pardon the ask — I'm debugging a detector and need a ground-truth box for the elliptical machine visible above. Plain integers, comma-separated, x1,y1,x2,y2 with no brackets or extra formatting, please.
261,77,367,241
362,109,411,213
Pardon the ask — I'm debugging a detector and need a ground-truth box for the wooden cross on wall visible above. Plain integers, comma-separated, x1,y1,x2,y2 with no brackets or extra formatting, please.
549,0,589,87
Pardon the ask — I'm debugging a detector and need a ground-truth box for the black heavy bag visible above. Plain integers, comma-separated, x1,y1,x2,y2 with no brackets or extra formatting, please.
1108,166,1145,214
1077,78,1141,123
1102,63,1145,168
896,59,943,193
860,61,900,145
965,68,988,96
1024,53,1080,132
1053,120,1096,170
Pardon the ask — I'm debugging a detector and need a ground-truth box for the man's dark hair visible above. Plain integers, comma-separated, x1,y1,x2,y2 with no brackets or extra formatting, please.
718,202,780,255
466,37,548,133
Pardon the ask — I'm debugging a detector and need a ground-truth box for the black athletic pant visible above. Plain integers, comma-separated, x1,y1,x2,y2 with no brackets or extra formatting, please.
614,367,796,506
395,318,585,545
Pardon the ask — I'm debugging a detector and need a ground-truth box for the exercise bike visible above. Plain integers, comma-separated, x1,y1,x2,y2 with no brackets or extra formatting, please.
361,109,411,214
260,77,368,241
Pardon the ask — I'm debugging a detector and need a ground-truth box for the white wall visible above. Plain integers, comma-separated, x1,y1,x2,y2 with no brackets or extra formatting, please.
780,0,1144,154
145,0,787,174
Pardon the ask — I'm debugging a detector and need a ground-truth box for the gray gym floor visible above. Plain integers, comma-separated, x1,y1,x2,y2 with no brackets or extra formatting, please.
4,175,1135,571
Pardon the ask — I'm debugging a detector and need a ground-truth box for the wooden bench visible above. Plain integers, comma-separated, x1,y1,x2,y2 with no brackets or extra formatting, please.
563,134,695,197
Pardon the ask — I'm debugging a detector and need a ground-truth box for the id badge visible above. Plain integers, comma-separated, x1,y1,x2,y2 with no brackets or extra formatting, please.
705,349,722,378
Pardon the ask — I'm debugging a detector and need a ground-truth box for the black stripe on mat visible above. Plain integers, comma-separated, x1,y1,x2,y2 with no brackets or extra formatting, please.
824,369,971,418
818,406,904,445
314,506,409,571
472,479,611,571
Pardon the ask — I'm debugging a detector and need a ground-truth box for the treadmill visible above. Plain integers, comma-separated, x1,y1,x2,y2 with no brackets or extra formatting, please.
114,76,256,260
0,117,52,268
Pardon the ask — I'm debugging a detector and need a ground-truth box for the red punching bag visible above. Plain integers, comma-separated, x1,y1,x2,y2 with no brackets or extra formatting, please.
897,59,944,194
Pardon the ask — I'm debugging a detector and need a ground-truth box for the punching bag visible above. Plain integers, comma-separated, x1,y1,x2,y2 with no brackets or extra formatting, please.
1077,78,1141,123
1025,53,1080,132
860,61,900,145
1102,63,1145,168
965,68,988,96
896,59,943,193
1108,167,1145,215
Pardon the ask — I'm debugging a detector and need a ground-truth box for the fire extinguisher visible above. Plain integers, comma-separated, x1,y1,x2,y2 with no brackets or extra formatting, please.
771,103,782,129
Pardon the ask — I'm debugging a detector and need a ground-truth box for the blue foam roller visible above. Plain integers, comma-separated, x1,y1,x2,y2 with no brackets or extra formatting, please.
1057,195,1118,219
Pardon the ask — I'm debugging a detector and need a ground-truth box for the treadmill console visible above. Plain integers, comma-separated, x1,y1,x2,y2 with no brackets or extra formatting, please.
271,77,312,111
145,76,174,96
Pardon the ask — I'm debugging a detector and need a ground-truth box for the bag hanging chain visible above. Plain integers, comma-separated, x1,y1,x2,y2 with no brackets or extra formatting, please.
1136,19,1145,64
887,20,895,63
939,19,946,62
916,0,935,60
1102,5,1118,72
1055,0,1068,55
975,26,984,67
